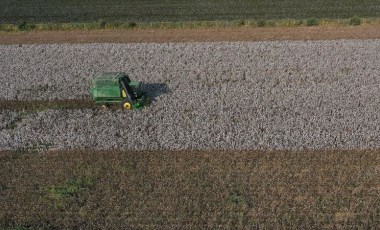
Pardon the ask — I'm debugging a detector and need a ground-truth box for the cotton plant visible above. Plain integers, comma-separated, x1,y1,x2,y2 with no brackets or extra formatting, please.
0,40,379,150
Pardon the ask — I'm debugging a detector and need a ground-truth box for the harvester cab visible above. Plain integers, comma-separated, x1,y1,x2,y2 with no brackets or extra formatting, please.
90,72,147,109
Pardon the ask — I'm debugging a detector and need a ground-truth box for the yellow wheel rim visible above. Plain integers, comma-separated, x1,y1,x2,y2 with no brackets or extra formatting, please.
123,102,131,109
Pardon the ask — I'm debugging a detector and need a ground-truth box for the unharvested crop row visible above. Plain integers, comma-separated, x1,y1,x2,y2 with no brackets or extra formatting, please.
0,41,379,150
1,0,379,23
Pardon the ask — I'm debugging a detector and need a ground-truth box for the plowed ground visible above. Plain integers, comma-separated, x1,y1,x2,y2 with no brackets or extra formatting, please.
1,150,379,229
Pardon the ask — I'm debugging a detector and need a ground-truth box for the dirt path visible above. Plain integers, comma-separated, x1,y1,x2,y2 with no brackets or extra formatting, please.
1,25,380,44
0,100,97,111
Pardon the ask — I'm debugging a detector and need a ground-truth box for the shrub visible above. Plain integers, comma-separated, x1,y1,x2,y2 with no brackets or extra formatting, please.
350,16,361,26
237,20,245,26
17,21,27,30
128,22,137,28
306,17,318,26
17,21,36,31
257,19,266,27
98,18,107,29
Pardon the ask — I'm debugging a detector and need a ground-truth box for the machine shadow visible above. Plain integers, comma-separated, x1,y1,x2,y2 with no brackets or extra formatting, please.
140,82,170,101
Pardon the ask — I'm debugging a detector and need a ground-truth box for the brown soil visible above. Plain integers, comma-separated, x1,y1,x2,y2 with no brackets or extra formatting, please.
1,25,380,44
0,99,97,111
1,149,379,229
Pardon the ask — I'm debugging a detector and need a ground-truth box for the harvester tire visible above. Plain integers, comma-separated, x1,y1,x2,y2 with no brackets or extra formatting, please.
122,100,132,110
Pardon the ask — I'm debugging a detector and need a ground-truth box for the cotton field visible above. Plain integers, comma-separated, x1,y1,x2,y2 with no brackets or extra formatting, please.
0,40,379,150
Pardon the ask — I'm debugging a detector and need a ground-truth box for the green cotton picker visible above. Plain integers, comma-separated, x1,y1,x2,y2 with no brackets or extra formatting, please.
90,72,148,109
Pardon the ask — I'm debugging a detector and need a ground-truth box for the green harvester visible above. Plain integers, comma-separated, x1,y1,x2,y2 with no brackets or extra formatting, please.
90,72,147,109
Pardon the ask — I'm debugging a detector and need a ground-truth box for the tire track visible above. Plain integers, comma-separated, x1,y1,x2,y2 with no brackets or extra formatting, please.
0,100,97,111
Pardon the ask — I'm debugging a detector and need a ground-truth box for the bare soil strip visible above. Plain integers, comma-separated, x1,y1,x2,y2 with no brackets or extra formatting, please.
1,149,379,229
1,25,380,44
0,100,97,111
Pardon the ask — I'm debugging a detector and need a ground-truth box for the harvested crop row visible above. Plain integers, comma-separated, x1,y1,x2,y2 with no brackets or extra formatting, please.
0,99,97,111
0,41,379,150
1,150,379,229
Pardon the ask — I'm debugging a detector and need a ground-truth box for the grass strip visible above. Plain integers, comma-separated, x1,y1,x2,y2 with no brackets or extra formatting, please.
1,17,379,32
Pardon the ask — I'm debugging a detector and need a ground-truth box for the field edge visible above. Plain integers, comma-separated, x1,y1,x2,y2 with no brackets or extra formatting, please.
1,25,380,44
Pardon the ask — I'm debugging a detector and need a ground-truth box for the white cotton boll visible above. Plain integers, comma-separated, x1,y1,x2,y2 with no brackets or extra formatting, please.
0,40,379,150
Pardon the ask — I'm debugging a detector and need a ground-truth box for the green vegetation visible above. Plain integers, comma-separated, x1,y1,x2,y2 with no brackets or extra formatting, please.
17,22,36,31
48,178,95,199
0,1,378,32
97,19,106,29
1,18,380,32
1,0,379,24
350,15,362,26
306,17,319,26
1,150,379,229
